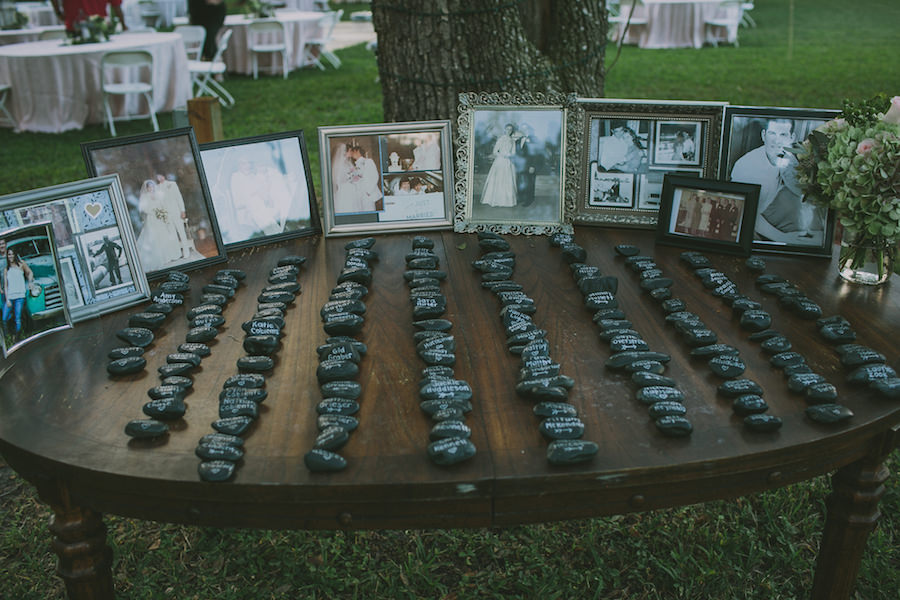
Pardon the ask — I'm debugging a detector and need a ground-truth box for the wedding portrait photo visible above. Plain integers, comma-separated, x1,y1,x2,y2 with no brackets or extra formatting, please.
380,131,442,172
655,122,701,166
82,129,226,277
722,107,839,255
328,134,384,215
468,107,564,226
200,131,319,249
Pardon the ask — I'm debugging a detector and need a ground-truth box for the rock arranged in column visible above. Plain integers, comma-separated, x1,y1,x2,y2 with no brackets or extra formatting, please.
304,239,376,473
473,232,597,466
197,255,306,482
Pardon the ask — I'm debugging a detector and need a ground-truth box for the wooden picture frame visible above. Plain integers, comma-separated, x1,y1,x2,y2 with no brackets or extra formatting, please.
0,221,73,357
656,175,759,257
455,91,577,235
81,128,227,279
0,175,150,323
574,98,727,229
318,120,454,237
721,106,840,256
200,130,320,249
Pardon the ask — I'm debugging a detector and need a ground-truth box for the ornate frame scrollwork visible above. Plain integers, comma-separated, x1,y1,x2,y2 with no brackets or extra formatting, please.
454,91,578,235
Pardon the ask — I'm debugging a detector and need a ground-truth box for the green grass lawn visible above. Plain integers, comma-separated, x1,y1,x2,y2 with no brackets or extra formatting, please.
1,0,899,598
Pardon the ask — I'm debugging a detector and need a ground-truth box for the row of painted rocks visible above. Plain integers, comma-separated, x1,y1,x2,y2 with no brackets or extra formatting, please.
198,256,306,482
304,238,376,473
405,235,477,466
122,267,245,440
475,231,597,465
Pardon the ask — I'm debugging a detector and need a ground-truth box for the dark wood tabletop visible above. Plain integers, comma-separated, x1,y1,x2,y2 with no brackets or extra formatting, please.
1,227,898,600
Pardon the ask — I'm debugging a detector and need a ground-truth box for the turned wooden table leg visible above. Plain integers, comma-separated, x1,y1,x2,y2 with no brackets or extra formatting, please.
811,428,898,600
36,478,115,600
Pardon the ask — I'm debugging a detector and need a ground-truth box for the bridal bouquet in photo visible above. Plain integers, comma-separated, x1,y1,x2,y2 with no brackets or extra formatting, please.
792,94,900,284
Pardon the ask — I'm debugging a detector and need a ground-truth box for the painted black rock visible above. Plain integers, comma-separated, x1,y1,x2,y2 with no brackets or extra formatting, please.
316,359,359,383
585,291,619,310
708,354,746,378
743,414,783,433
760,336,792,355
690,344,740,359
414,318,453,332
420,398,473,417
195,443,244,462
839,347,886,368
213,274,240,289
158,280,189,294
625,360,666,374
610,336,649,353
731,298,763,315
870,377,900,399
533,401,578,418
212,416,254,436
546,439,599,465
819,323,857,344
420,348,456,367
202,284,235,298
242,319,283,338
786,372,826,394
142,397,186,420
420,379,472,401
166,270,190,283
805,382,838,404
191,314,225,329
179,342,211,357
429,420,472,441
304,449,347,472
167,352,202,367
200,293,228,306
539,416,585,440
745,256,766,271
427,437,476,466
185,326,218,343
615,244,640,256
681,328,718,347
748,329,782,342
198,460,236,482
277,255,307,267
144,302,174,315
157,363,194,378
805,403,854,424
258,290,295,305
739,310,772,332
770,351,806,369
200,432,244,447
124,419,169,439
605,351,671,371
151,291,184,306
187,304,223,320
316,398,360,416
847,364,897,385
161,375,193,389
717,379,763,397
148,385,186,400
218,399,259,419
317,414,359,432
237,355,274,373
224,373,266,389
412,236,434,249
632,372,678,388
116,327,154,347
323,312,365,336
784,363,814,377
517,385,569,402
318,342,362,364
655,415,693,437
321,380,362,400
220,387,267,404
648,401,687,419
107,356,147,376
314,427,350,451
128,311,167,330
636,386,685,405
732,394,768,416
243,335,280,356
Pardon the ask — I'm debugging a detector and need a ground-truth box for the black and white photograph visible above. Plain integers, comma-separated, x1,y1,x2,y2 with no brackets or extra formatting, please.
319,121,454,236
82,128,226,278
575,99,726,228
722,106,839,256
200,131,319,249
0,222,72,357
589,167,634,207
0,176,149,322
657,175,759,256
655,121,702,166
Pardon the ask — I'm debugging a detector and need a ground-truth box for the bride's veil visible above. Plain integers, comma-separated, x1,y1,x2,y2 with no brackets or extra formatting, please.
332,143,349,186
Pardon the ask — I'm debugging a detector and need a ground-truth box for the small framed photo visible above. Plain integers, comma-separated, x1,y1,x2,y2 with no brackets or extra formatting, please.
1,221,73,357
199,130,320,249
575,99,727,228
81,128,227,278
721,106,839,256
657,175,759,256
455,91,577,235
318,120,454,236
0,175,150,322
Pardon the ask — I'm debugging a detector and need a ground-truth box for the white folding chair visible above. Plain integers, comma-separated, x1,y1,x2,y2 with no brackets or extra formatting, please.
248,20,289,80
0,84,15,128
740,1,756,27
607,0,648,47
302,9,342,70
174,24,206,60
100,50,159,136
137,0,162,29
704,0,744,47
188,28,235,107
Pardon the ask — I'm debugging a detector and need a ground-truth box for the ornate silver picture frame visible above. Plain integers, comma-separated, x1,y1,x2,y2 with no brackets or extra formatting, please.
575,98,727,229
0,175,150,323
455,91,577,235
318,120,455,237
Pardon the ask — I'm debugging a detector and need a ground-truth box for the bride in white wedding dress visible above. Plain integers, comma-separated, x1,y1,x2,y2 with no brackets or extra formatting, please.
331,142,359,214
135,180,183,272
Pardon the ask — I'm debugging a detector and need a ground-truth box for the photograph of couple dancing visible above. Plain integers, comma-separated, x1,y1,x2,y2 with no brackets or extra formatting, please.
331,139,383,215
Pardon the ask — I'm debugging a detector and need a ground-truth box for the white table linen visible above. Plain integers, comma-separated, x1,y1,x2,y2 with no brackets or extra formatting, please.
15,2,61,27
0,25,65,45
616,0,728,49
222,10,322,75
0,31,190,132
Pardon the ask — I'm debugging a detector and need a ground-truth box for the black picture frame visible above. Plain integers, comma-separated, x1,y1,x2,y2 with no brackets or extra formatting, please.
574,98,727,229
0,175,150,322
657,175,759,257
81,128,227,279
721,106,840,257
199,130,321,249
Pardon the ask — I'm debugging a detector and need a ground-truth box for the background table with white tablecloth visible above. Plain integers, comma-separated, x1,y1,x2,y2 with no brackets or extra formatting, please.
0,25,65,45
0,31,190,132
615,0,733,49
15,2,61,27
222,10,323,75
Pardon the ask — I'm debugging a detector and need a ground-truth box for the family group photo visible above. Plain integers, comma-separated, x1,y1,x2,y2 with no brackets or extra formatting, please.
672,189,746,243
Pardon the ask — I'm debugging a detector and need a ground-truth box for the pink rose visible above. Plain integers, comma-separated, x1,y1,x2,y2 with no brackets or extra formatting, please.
883,96,900,125
856,138,876,155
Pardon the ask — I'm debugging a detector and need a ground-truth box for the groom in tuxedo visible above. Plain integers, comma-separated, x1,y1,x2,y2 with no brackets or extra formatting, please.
347,146,382,212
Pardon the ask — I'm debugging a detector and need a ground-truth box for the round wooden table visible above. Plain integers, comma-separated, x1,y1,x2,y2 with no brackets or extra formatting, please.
0,228,897,599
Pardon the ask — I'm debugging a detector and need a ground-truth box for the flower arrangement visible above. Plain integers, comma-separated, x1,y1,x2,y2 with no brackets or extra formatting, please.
245,0,275,19
70,14,117,44
792,94,900,282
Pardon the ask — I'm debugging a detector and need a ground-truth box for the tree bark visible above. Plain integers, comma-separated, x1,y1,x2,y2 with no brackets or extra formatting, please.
372,0,607,123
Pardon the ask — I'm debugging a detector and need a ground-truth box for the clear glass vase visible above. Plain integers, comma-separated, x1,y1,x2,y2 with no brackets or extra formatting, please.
838,228,897,286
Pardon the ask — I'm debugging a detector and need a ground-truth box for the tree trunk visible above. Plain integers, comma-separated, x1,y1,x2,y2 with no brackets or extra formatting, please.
371,0,607,123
